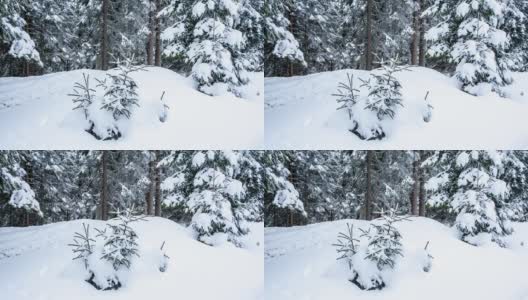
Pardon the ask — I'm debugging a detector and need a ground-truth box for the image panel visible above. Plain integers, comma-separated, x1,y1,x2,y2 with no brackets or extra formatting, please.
0,150,263,300
265,150,528,300
0,1,263,150
264,1,528,149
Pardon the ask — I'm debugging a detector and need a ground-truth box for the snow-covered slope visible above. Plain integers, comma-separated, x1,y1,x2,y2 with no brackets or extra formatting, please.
265,67,528,149
0,68,263,149
265,218,528,300
0,218,263,300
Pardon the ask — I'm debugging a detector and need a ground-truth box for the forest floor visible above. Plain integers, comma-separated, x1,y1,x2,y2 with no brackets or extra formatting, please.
265,67,528,149
0,67,263,149
0,217,263,300
265,217,528,300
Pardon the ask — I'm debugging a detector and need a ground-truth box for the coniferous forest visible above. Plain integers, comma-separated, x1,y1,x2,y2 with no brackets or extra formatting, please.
264,0,528,149
0,0,264,148
2,0,528,299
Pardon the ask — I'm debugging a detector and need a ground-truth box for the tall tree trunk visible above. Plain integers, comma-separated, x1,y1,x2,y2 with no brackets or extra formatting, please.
146,155,155,215
287,4,296,76
101,0,109,70
411,1,419,65
100,151,109,220
154,0,162,66
365,0,373,70
365,151,374,220
154,152,162,216
418,152,427,216
410,153,419,215
146,0,155,65
418,0,426,66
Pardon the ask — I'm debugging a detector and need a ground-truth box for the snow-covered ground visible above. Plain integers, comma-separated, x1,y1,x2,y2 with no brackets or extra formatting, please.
0,218,263,300
265,218,528,300
0,67,263,149
265,67,528,149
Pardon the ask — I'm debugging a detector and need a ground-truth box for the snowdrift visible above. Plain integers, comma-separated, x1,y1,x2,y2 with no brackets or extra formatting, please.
265,67,528,149
0,218,263,300
265,218,528,300
0,68,263,149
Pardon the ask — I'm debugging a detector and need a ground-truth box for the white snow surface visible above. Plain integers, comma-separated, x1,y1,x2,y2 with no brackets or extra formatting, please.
0,67,263,149
265,67,528,149
265,217,528,300
0,217,263,300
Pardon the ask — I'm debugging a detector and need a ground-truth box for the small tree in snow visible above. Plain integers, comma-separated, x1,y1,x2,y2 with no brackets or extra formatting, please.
333,73,359,121
333,208,409,290
362,209,408,271
97,209,146,271
68,223,95,270
360,58,408,121
70,73,96,120
68,208,146,290
98,59,146,121
339,58,409,141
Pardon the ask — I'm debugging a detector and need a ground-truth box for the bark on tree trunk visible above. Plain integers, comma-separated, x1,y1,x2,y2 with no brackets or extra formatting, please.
101,0,109,70
365,0,373,70
411,1,419,65
410,154,419,215
146,156,155,215
418,152,427,216
154,0,162,66
154,152,162,217
100,151,109,220
146,0,154,65
365,151,374,220
418,0,426,66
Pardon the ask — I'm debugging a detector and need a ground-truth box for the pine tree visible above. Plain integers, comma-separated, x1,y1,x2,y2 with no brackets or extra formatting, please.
426,0,525,96
162,151,256,246
162,0,249,96
426,151,515,247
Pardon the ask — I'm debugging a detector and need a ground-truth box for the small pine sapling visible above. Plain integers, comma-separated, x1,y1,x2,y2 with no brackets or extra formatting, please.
99,208,146,270
70,73,95,120
334,208,410,291
333,73,359,120
100,59,147,121
363,210,409,271
68,223,95,269
333,223,359,270
360,58,409,121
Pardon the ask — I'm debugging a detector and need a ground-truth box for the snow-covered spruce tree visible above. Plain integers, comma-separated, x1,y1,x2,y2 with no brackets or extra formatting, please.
426,151,516,247
263,0,306,76
162,0,248,96
99,59,145,121
0,0,42,74
235,0,264,72
333,209,409,290
426,0,525,96
161,151,252,246
261,151,307,226
98,209,145,271
72,59,145,141
352,58,408,140
0,152,42,225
